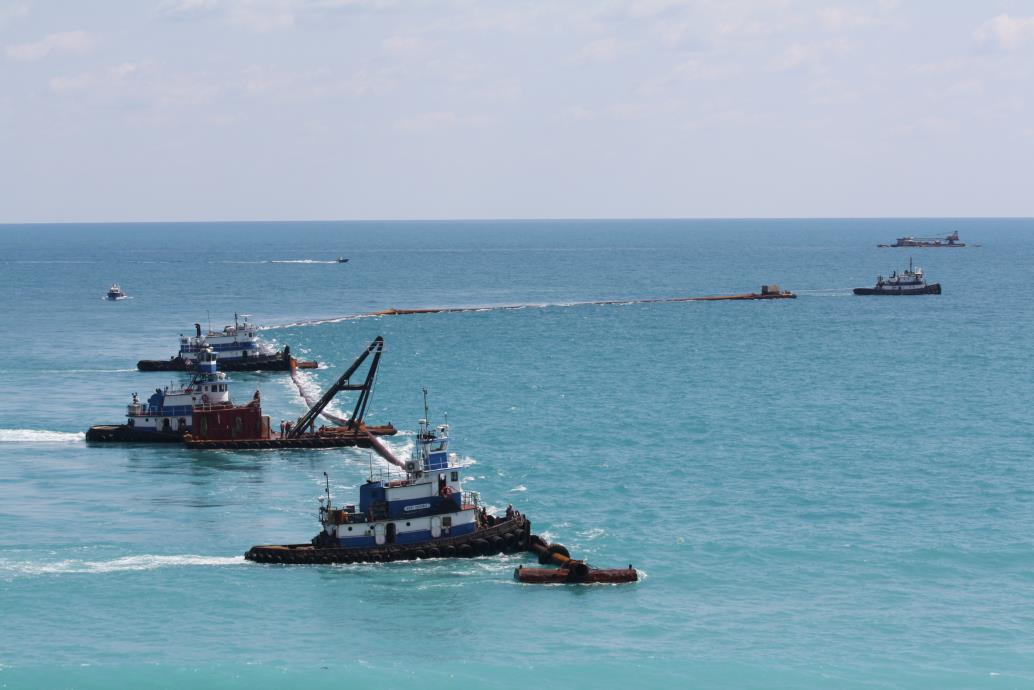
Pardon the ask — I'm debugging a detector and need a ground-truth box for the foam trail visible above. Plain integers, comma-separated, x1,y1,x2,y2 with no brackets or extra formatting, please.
1,554,245,577
270,259,339,264
0,429,85,443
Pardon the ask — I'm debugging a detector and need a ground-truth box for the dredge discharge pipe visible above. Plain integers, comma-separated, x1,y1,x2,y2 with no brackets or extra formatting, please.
516,535,638,584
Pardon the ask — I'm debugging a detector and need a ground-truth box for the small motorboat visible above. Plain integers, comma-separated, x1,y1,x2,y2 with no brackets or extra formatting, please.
854,258,941,295
106,283,128,300
336,257,349,263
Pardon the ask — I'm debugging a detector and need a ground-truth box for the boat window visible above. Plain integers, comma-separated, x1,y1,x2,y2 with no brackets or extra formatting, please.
442,516,452,527
451,471,459,482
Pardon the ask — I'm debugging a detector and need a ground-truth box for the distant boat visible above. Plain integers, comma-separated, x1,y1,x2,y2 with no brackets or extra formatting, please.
106,283,128,300
337,257,349,263
878,231,966,248
853,258,941,295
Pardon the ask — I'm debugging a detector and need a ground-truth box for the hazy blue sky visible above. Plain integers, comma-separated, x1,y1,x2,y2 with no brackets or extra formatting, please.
2,1,1033,222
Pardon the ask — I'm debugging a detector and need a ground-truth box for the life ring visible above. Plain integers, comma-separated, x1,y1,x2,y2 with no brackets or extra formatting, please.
201,394,210,403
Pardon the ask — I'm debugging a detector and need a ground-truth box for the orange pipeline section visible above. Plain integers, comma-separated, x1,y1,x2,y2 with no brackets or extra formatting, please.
368,287,796,318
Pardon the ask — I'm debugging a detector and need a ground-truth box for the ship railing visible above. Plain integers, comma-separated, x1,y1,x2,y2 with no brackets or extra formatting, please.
462,491,481,509
192,401,235,412
366,467,413,484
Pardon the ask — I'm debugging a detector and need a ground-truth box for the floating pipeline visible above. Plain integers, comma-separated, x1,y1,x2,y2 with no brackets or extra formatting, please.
137,352,318,372
262,285,797,330
370,286,795,316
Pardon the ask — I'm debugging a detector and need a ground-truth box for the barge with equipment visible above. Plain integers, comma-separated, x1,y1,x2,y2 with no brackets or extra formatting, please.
137,314,317,372
878,231,967,248
89,338,396,447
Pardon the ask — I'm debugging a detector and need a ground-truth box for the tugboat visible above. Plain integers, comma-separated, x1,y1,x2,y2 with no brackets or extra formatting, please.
853,258,942,296
137,313,318,372
245,391,530,564
336,257,349,263
878,231,966,248
87,346,269,442
105,283,128,300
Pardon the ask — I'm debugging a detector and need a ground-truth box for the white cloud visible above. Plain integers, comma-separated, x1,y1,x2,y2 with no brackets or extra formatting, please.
49,72,95,93
6,30,93,61
0,3,29,28
818,7,876,31
392,110,488,133
162,0,396,30
975,14,1034,50
768,39,850,72
558,105,596,123
381,35,426,56
946,79,982,97
226,1,295,32
575,37,632,64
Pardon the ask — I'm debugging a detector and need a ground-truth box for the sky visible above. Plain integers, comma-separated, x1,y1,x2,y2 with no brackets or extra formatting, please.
1,1,1033,223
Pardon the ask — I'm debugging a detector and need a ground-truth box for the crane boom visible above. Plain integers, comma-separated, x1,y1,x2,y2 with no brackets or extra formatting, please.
287,336,384,438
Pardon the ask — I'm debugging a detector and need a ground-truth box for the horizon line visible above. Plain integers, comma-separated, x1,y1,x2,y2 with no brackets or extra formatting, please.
1,215,1033,227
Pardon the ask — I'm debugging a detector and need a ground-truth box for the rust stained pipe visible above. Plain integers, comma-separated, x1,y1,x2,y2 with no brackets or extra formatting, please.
521,536,637,584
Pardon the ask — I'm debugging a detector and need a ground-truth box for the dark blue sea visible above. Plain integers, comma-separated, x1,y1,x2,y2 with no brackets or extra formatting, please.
1,219,1033,689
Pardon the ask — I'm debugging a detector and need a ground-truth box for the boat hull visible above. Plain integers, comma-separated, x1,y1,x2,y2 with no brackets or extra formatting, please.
85,425,183,443
137,353,317,372
853,283,941,295
184,424,397,450
245,515,530,564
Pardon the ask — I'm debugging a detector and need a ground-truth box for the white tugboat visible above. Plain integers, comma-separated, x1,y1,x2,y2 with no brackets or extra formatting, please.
137,313,317,372
245,390,530,564
105,283,128,300
854,258,942,296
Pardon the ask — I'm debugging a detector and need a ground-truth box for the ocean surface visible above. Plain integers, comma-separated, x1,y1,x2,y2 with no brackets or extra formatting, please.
1,219,1033,689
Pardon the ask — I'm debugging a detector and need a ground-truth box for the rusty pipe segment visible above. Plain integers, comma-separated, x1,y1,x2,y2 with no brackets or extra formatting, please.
514,565,638,584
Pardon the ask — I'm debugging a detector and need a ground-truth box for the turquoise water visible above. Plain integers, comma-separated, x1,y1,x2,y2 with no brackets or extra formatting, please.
1,219,1033,689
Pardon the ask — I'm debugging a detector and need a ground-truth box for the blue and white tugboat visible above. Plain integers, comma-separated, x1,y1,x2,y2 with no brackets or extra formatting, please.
137,313,317,372
87,346,267,442
245,392,530,564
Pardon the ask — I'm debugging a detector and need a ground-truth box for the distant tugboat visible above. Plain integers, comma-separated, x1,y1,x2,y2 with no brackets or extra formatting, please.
106,283,128,300
854,258,941,296
87,346,268,442
137,313,317,372
878,231,966,248
337,257,349,263
245,390,529,564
